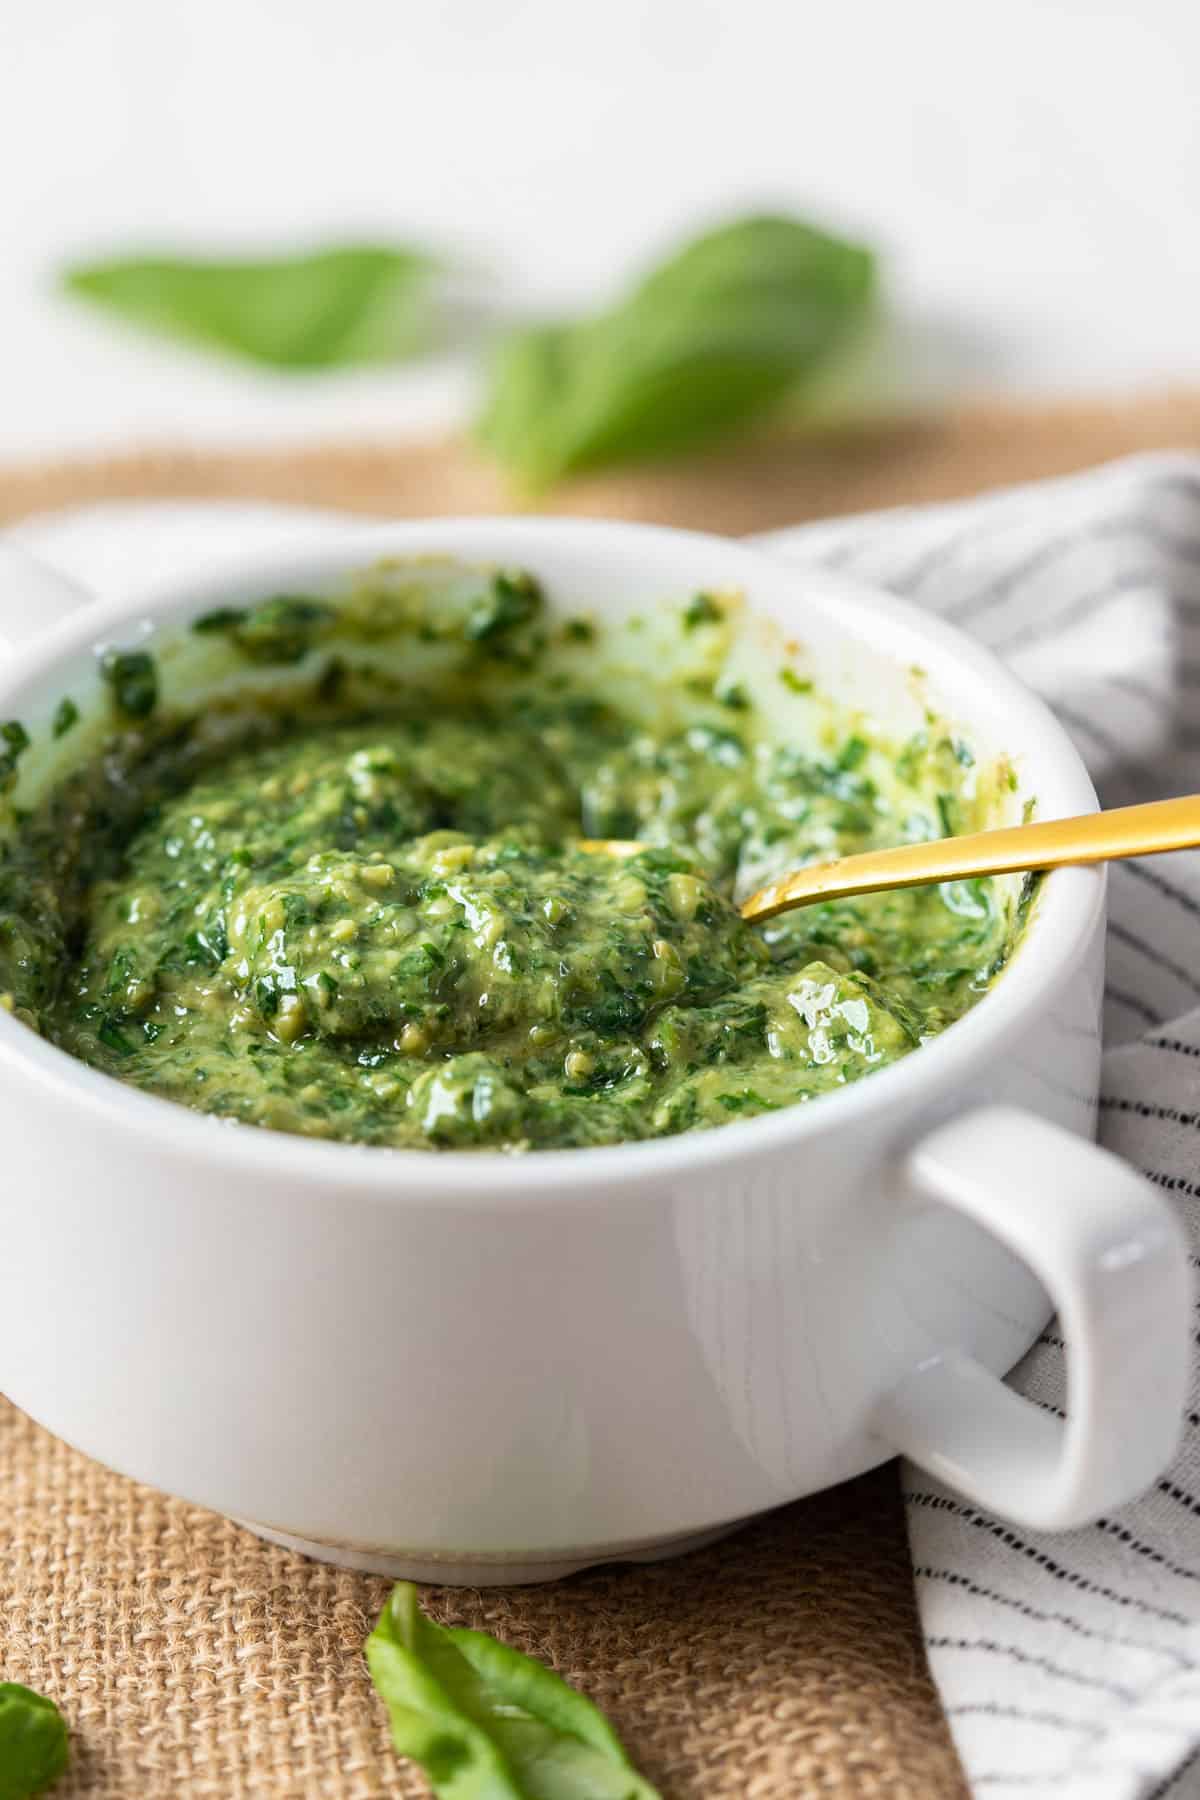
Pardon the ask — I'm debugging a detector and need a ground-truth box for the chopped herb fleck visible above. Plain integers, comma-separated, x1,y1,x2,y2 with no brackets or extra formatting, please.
100,649,158,719
191,605,249,634
52,697,79,739
464,571,541,643
683,592,722,630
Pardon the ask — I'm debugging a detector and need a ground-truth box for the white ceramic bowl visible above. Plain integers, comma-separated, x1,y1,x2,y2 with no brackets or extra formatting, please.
0,520,1190,1585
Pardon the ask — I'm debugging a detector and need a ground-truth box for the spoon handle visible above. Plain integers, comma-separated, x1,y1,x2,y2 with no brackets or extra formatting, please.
740,793,1200,923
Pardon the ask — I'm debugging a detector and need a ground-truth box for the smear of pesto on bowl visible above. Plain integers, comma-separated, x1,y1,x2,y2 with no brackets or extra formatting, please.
0,567,1028,1152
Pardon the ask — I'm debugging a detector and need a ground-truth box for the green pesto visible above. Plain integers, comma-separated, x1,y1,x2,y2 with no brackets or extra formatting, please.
0,573,1024,1152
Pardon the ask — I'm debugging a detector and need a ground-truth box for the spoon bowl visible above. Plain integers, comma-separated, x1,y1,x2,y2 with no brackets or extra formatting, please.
582,793,1200,923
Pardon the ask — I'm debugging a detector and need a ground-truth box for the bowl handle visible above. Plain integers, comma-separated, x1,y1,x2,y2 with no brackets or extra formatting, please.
0,546,95,654
872,1105,1192,1530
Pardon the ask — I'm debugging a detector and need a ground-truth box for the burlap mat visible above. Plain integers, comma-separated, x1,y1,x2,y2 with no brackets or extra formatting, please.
3,390,1199,1798
4,388,1200,537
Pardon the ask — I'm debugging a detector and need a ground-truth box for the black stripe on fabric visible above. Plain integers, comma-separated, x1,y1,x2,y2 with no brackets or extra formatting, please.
1038,1331,1066,1349
1100,770,1168,810
972,1779,1062,1791
1104,672,1174,708
1143,1169,1200,1203
1155,468,1200,510
913,1567,1195,1671
881,515,1012,594
1101,1715,1200,1740
996,567,1165,655
1119,858,1200,923
1050,709,1173,810
1046,703,1177,802
925,1636,1136,1700
1093,1518,1200,1585
1009,1051,1098,1113
1098,1095,1200,1133
1106,920,1200,998
768,518,908,572
944,1700,1097,1736
974,1735,1200,1793
904,1493,1193,1625
818,530,901,571
1051,697,1146,766
943,513,1200,627
1148,1740,1200,1800
1157,1479,1200,1521
879,465,1200,631
1104,983,1164,1025
781,518,900,569
1163,725,1200,752
1145,1035,1200,1061
814,540,864,569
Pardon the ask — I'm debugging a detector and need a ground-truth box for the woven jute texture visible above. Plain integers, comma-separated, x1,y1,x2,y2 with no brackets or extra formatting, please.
0,1405,955,1799
3,389,1199,1799
4,388,1200,537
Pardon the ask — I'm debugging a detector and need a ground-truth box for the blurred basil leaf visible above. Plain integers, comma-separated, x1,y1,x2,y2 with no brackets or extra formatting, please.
366,1582,660,1798
477,213,876,488
61,244,438,369
0,1683,69,1800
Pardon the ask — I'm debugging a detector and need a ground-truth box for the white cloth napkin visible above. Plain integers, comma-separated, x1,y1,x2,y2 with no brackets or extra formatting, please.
761,454,1200,1800
10,452,1200,1799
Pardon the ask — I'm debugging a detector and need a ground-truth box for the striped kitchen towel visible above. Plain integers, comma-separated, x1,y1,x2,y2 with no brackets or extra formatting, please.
762,452,1200,1800
12,451,1200,1798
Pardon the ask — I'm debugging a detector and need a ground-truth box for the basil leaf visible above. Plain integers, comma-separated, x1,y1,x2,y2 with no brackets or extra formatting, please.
61,244,437,369
477,213,875,487
0,1684,68,1800
366,1582,660,1799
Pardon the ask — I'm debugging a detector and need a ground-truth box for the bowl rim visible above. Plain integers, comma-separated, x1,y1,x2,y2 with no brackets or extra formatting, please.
0,514,1103,1201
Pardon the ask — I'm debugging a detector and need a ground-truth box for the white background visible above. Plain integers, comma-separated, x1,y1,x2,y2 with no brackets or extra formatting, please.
5,0,1200,460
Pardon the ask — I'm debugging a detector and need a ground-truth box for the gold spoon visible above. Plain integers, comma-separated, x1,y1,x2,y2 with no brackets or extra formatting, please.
580,793,1200,925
